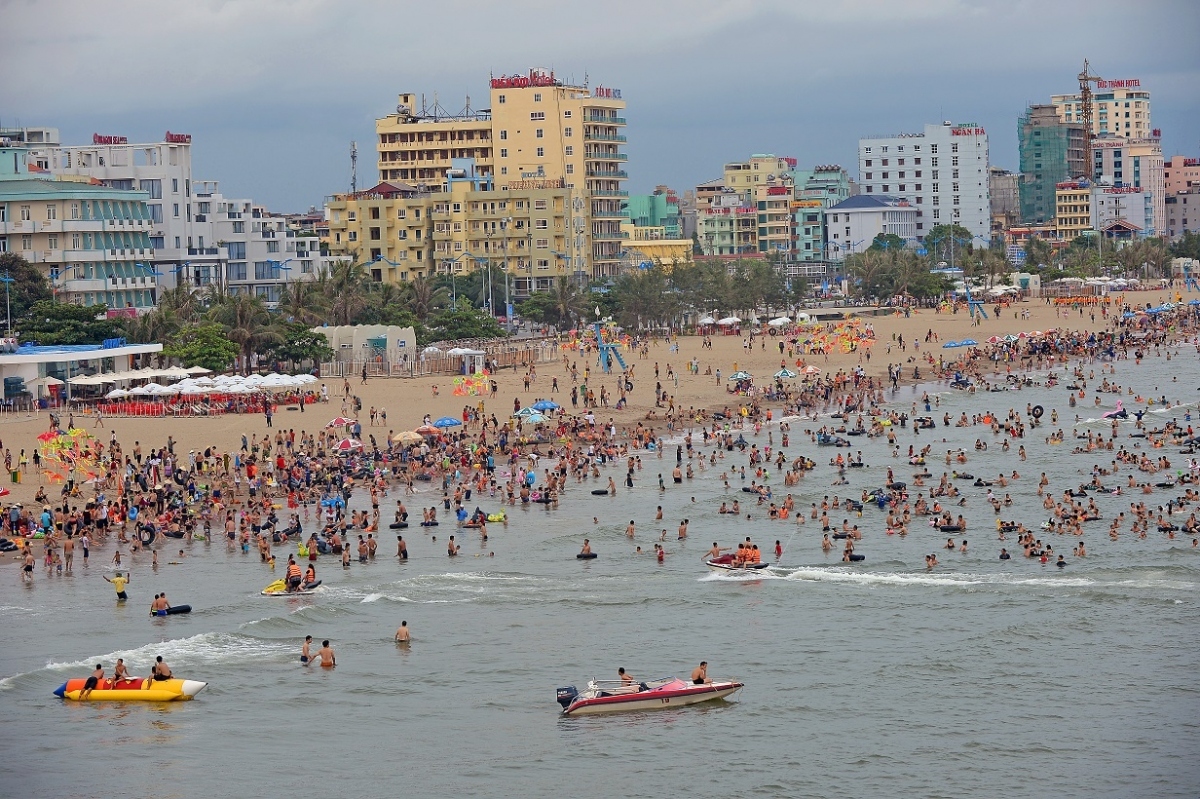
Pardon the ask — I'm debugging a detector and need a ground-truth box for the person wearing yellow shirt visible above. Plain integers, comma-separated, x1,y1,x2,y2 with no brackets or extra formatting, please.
104,571,129,601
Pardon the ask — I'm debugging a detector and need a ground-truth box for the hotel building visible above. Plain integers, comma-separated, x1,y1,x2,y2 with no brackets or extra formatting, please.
372,69,628,279
1051,78,1152,140
858,122,991,240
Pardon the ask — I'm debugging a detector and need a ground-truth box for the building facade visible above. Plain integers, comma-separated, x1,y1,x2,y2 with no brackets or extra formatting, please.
1164,155,1200,195
373,69,628,279
1051,78,1152,140
326,158,575,302
695,192,757,256
1054,180,1092,242
1166,193,1196,238
1017,104,1086,224
858,122,990,240
1091,137,1165,236
791,165,853,262
825,195,917,257
0,146,157,310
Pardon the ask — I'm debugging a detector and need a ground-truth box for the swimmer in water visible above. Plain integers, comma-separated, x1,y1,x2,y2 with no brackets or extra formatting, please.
395,621,410,643
317,640,336,668
301,635,313,664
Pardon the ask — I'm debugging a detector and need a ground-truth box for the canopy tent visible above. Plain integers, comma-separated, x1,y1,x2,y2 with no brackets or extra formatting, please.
716,317,741,326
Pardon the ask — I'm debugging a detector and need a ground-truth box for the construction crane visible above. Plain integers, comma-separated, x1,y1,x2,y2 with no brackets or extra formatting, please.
1078,59,1103,179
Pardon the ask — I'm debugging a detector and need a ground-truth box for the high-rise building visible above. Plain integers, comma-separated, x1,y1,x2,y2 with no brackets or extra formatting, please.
1017,105,1086,225
1091,137,1165,236
858,122,990,240
988,167,1020,235
373,69,628,278
1051,77,1152,140
824,195,917,257
0,145,157,311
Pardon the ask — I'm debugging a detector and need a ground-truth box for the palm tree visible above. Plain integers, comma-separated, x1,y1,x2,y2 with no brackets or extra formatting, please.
157,284,202,323
549,277,585,329
277,278,329,325
408,276,448,323
327,259,371,325
846,251,888,301
207,293,281,372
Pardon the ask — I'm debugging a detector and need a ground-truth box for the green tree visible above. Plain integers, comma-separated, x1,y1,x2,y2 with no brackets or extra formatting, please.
206,293,281,371
326,260,372,325
277,278,329,325
1023,237,1053,271
163,323,238,372
262,323,333,369
924,224,975,265
1170,231,1200,261
869,233,907,253
0,252,53,324
18,301,125,345
425,308,506,342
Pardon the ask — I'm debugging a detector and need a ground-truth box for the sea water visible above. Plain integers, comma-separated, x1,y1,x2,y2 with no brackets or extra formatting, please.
2,350,1198,798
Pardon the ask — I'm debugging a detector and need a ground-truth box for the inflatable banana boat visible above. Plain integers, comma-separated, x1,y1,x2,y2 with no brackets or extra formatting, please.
54,677,206,702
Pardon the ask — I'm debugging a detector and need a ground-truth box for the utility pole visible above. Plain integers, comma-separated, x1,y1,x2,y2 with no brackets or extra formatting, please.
350,141,358,193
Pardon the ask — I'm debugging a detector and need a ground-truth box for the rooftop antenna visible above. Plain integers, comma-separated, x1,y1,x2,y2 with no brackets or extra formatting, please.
350,140,358,193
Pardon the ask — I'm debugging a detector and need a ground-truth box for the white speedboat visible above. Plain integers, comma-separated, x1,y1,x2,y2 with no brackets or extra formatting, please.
556,677,743,716
705,557,771,573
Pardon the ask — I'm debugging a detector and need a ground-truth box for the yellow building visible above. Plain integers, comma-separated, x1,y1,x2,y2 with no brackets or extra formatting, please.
619,221,692,269
723,155,794,201
325,161,575,298
1051,78,1152,140
371,69,628,279
1054,181,1092,241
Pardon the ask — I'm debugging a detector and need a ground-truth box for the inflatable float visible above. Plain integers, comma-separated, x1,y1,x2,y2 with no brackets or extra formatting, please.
54,677,206,702
150,605,192,617
261,579,322,596
577,552,598,560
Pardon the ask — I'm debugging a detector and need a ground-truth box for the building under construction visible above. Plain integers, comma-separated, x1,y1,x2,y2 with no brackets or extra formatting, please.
1017,104,1086,224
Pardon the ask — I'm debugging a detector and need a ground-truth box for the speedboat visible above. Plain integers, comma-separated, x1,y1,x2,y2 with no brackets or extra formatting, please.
54,677,207,702
556,677,743,716
705,556,771,572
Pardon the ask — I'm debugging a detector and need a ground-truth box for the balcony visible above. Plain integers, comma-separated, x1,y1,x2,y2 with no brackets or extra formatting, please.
585,116,626,126
591,229,626,241
590,190,629,197
584,151,628,161
60,278,110,293
586,170,628,179
590,210,628,219
583,131,627,143
188,247,220,256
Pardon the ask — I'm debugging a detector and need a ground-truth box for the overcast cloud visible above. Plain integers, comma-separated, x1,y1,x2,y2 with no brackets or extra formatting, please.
1,0,1197,211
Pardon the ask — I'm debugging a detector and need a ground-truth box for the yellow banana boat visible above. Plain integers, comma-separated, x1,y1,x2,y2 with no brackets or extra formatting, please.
54,677,207,701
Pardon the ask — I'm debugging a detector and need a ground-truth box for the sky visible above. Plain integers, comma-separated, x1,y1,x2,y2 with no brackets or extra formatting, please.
2,0,1198,212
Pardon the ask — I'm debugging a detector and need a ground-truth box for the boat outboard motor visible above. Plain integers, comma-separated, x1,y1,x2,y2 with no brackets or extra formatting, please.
556,686,578,709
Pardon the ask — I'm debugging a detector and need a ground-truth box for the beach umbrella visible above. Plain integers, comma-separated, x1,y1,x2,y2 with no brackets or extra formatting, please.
184,366,213,375
961,338,978,346
392,431,423,444
522,412,547,424
942,341,959,349
697,316,716,325
986,336,1001,344
768,316,791,326
414,425,441,436
717,317,741,326
325,417,357,428
422,345,442,354
773,368,797,379
513,407,538,417
432,416,462,428
129,385,151,395
333,438,362,452
1003,334,1019,342
531,400,559,411
105,388,129,399
1017,332,1028,338
728,370,752,381
802,365,821,375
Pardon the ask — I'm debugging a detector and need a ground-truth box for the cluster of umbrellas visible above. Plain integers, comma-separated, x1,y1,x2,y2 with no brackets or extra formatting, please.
770,365,822,379
104,372,316,400
70,365,210,387
421,346,486,356
513,400,559,424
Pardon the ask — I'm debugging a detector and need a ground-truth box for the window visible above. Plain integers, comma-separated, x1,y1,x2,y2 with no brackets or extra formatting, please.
175,237,181,248
20,205,30,221
530,112,545,121
915,185,922,192
232,221,244,233
172,178,179,193
535,219,548,229
173,203,180,218
536,129,544,139
348,231,357,242
397,208,406,219
932,196,939,205
951,144,958,153
535,238,548,249
933,209,940,219
951,157,959,167
564,127,572,137
882,146,889,153
347,211,356,222
564,145,573,156
533,93,542,102
865,173,872,180
254,261,281,280
370,206,380,220
536,147,544,157
931,145,938,154
865,185,873,193
500,167,508,175
500,148,508,158
499,130,507,140
267,240,281,252
564,110,572,118
864,147,872,153
71,233,80,249
22,234,32,250
882,185,889,193
534,199,548,210
564,164,572,175
882,173,889,179
932,171,939,180
497,95,505,104
452,203,461,213
301,260,313,274
47,234,58,249
898,185,905,192
227,262,247,281
882,159,889,166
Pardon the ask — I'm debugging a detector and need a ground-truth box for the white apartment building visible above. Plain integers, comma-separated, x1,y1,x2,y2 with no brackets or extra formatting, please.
857,122,991,240
1091,138,1165,236
191,181,333,305
824,195,917,257
1091,185,1155,238
34,132,325,305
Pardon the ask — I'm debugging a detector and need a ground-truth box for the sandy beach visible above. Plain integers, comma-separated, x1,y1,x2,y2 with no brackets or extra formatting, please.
0,287,1185,516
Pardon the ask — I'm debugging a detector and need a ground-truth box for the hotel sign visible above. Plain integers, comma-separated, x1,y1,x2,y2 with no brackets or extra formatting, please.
92,134,128,145
507,178,565,190
592,86,622,99
1102,187,1142,194
164,131,192,144
951,126,985,136
491,70,557,89
792,200,824,209
1096,79,1140,89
